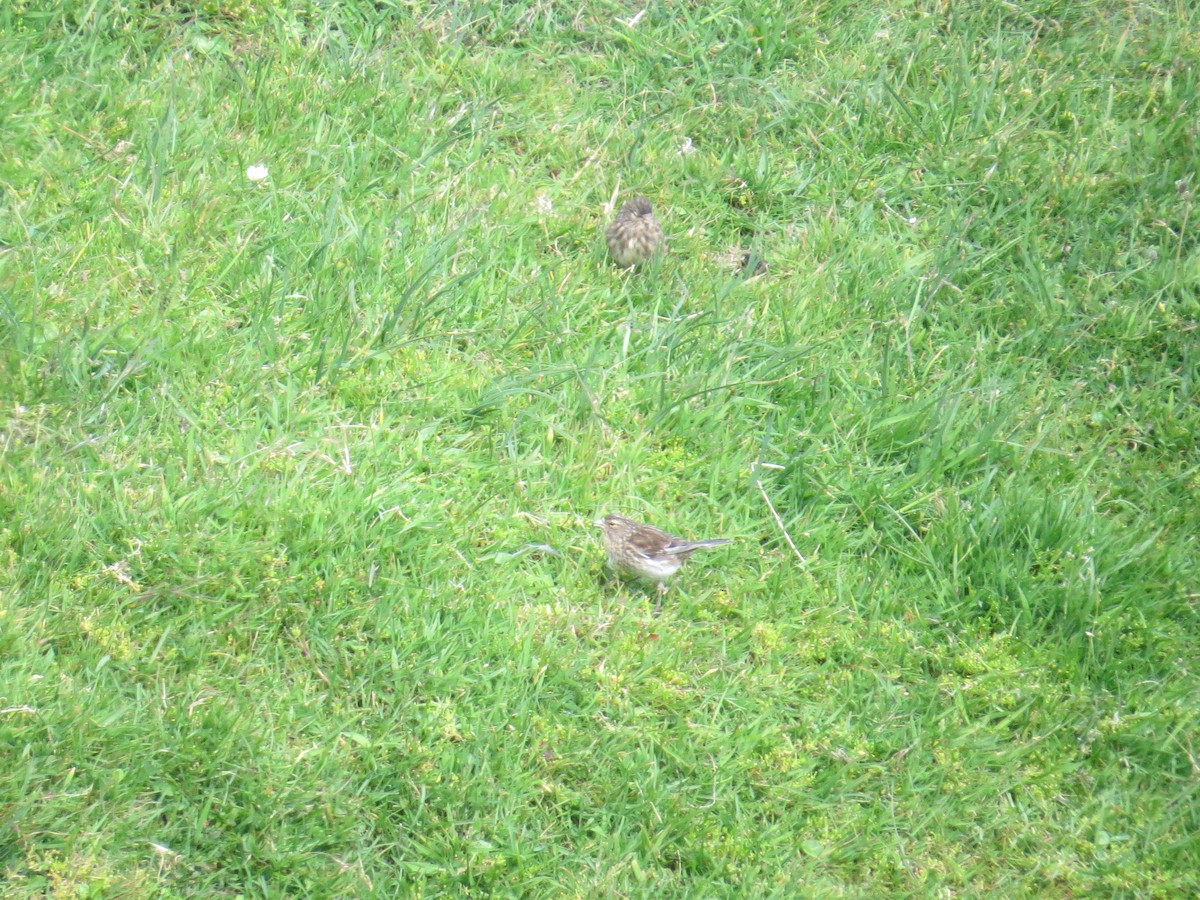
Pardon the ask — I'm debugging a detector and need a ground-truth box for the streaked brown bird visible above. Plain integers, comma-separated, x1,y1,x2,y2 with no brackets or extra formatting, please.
597,514,732,600
605,197,664,267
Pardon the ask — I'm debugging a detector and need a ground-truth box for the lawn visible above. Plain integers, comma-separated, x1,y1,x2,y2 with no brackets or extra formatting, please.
1,0,1198,895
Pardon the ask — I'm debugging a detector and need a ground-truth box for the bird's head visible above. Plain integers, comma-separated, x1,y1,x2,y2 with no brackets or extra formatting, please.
626,197,654,218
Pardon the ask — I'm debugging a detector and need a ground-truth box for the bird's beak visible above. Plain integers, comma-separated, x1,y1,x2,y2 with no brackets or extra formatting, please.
592,517,604,528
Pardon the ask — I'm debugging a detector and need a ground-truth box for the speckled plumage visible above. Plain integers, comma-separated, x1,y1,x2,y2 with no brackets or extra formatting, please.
598,514,732,596
605,197,664,267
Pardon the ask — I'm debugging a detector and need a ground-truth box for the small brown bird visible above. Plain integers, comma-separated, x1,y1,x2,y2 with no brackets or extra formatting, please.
598,514,733,600
605,197,664,267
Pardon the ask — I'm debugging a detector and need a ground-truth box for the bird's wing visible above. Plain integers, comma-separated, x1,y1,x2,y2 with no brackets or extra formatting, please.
625,527,676,560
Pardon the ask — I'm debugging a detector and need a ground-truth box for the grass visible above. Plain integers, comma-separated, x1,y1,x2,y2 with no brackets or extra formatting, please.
1,0,1198,894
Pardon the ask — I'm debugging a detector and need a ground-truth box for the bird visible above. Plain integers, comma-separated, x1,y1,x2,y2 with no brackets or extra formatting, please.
605,196,664,267
597,514,732,603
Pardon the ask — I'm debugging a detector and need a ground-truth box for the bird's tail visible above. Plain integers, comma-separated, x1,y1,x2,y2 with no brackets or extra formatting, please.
682,538,733,551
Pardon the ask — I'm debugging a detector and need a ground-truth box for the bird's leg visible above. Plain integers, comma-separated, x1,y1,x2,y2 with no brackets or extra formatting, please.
654,581,668,614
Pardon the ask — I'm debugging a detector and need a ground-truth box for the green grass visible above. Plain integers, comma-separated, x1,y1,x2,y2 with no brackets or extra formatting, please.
2,0,1198,894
